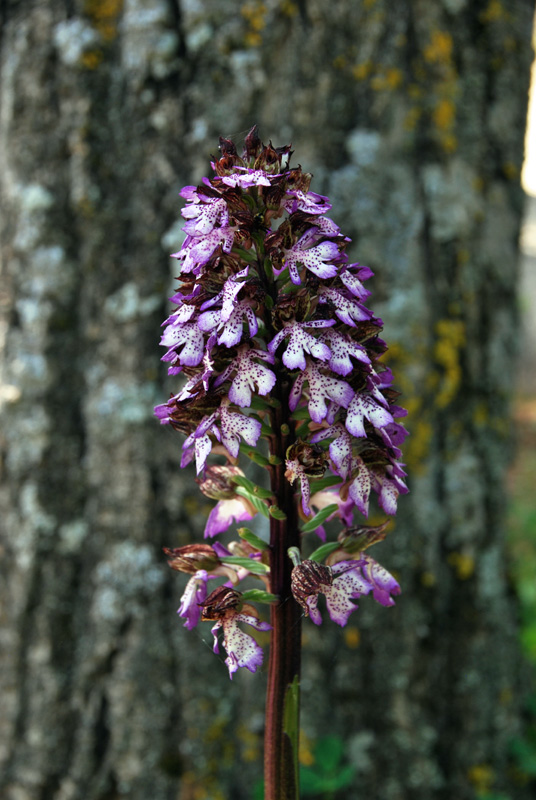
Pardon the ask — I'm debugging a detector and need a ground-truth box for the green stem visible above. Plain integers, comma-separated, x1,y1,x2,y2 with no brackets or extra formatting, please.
264,393,301,800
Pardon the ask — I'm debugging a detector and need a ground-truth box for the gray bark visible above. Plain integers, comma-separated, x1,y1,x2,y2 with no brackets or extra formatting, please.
0,1,533,799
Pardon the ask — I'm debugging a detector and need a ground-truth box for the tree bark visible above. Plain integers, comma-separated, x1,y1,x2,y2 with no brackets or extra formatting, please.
0,1,533,799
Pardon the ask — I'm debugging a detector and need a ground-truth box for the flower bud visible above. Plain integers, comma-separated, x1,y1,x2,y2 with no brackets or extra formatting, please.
201,585,243,621
291,559,332,614
196,465,245,500
337,521,389,554
255,142,284,174
163,544,220,574
271,294,311,330
243,124,262,161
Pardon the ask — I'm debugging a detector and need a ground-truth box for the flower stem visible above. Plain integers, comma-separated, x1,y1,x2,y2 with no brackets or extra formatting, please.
265,393,301,800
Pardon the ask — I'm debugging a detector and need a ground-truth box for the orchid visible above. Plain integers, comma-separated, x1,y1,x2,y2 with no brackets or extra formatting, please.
157,128,408,800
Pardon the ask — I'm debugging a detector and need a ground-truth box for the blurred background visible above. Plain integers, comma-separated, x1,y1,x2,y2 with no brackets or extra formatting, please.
1,1,536,799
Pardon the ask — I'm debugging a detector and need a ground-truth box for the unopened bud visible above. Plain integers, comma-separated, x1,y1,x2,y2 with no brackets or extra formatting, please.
243,125,262,160
337,521,389,554
255,142,282,174
163,544,219,574
196,465,245,500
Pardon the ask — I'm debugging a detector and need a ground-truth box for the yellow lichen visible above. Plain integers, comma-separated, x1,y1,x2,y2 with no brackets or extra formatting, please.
421,571,437,588
370,66,403,91
383,340,434,470
279,0,298,17
404,106,421,131
473,402,489,427
447,552,475,580
433,98,455,131
80,49,103,69
241,1,267,46
237,723,261,762
333,55,347,69
440,133,458,154
344,626,361,649
479,0,507,24
352,61,373,81
502,162,519,180
424,31,453,64
467,763,495,793
299,730,315,766
84,0,123,42
433,319,466,409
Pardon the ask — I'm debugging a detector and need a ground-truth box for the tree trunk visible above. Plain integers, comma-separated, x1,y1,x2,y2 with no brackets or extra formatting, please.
0,1,533,799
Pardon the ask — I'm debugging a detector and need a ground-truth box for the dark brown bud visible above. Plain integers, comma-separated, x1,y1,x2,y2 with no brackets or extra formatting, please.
201,586,243,621
166,392,225,436
286,439,328,479
255,142,282,174
291,559,332,614
196,465,244,500
243,125,262,160
271,293,311,331
219,137,238,157
163,544,220,574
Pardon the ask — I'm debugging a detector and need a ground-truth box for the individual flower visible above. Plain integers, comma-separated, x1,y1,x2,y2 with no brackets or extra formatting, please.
285,439,328,516
289,359,354,424
282,236,340,286
213,346,276,407
197,465,257,538
201,586,271,679
291,558,399,626
268,320,334,371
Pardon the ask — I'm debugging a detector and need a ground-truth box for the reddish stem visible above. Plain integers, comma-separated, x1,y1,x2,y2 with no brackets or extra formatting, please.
264,397,301,800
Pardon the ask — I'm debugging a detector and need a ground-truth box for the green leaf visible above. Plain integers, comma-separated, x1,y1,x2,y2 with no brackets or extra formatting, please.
249,396,271,412
301,504,339,533
290,406,311,420
309,475,343,493
283,676,300,792
239,446,271,467
309,541,340,563
231,474,273,498
235,487,270,518
295,421,311,438
241,589,278,604
268,505,287,520
238,528,269,550
219,556,270,575
232,246,258,264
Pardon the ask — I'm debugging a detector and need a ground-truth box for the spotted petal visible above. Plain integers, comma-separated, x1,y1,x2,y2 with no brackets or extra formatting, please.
160,322,204,367
177,570,208,630
284,240,339,286
320,329,371,376
182,196,229,236
318,287,373,327
345,394,394,438
289,361,354,424
268,321,333,371
212,612,272,679
220,401,262,457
